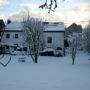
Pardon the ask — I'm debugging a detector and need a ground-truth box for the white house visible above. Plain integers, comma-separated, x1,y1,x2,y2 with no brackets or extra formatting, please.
1,22,65,54
44,22,65,50
1,22,27,53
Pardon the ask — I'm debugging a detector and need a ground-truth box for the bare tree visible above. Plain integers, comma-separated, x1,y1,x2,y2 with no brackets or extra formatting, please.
39,0,65,13
23,16,44,63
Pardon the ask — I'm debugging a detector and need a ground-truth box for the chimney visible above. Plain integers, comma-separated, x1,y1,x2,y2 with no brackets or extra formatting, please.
7,19,11,24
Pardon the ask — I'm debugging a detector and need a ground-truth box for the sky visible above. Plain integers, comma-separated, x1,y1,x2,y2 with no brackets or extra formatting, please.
0,0,90,27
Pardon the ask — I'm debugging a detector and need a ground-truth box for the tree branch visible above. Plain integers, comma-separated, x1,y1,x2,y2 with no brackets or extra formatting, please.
39,0,65,13
0,56,12,67
0,54,4,60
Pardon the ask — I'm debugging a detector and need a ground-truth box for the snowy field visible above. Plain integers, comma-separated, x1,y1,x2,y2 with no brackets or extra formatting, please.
0,52,90,90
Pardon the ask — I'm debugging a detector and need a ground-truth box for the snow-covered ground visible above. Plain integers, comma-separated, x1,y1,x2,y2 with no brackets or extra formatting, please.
0,52,90,90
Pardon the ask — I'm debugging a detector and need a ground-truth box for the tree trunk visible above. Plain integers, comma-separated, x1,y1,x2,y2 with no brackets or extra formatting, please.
72,55,75,65
72,47,76,65
34,53,38,63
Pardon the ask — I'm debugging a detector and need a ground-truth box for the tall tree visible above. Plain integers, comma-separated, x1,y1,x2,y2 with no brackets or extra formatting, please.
23,16,44,63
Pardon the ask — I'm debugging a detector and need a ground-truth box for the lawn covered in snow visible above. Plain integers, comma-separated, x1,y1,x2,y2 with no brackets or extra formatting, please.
0,52,90,90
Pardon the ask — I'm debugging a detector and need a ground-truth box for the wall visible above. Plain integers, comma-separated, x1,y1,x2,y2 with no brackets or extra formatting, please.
2,31,25,45
44,32,64,50
1,31,27,53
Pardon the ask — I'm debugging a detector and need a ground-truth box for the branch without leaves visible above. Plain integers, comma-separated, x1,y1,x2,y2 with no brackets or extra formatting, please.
39,0,65,13
0,56,12,67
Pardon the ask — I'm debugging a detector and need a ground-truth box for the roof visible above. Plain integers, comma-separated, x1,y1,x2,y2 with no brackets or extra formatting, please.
44,22,65,32
66,23,82,34
5,22,23,31
4,22,65,32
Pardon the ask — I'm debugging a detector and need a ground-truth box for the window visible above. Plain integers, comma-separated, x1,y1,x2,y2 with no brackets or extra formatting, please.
6,46,9,49
24,47,27,51
15,34,18,38
47,37,52,43
6,34,10,38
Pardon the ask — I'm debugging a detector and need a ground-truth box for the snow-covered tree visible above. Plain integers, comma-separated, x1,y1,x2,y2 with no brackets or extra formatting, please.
23,16,44,63
83,24,90,54
67,33,81,65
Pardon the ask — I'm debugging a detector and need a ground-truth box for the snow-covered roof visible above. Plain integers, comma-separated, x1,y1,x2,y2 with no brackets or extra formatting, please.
5,22,23,31
4,22,65,32
44,22,65,32
0,42,17,46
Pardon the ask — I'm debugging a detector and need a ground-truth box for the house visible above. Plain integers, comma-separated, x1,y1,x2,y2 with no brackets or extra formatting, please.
1,21,65,54
65,23,82,36
44,22,65,52
1,22,27,53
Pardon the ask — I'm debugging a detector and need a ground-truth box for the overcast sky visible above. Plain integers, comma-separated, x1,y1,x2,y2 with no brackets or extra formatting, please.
0,0,90,26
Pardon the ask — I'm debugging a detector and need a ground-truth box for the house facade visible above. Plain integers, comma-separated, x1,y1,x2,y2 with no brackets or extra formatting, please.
1,21,65,54
1,22,27,53
44,22,65,50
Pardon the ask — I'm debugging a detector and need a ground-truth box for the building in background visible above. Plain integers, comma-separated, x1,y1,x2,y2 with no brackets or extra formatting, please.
65,23,82,36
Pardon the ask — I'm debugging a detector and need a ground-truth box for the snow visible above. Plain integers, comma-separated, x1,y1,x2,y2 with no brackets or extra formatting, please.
4,22,65,32
45,22,65,31
0,42,17,46
42,48,55,52
0,52,90,90
5,22,23,31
